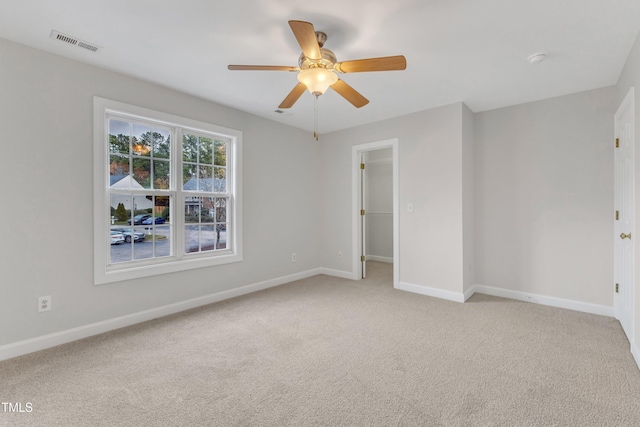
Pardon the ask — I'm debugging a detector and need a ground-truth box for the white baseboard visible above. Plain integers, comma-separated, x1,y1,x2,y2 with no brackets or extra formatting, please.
318,267,355,280
468,284,615,317
366,255,393,264
632,341,640,372
463,286,476,302
0,268,327,362
397,281,465,303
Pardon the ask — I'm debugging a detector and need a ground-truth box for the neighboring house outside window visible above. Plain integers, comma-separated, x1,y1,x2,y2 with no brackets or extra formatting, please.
93,97,242,284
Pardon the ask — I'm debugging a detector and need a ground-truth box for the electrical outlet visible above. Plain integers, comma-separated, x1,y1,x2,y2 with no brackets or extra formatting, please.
38,296,51,312
291,252,297,262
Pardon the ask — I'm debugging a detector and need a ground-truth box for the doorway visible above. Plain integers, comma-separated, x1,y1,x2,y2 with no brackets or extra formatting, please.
351,139,399,287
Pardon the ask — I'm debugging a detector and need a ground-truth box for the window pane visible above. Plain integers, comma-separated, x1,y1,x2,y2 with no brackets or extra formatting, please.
199,136,213,165
214,140,226,166
109,120,130,155
110,194,131,223
183,134,198,163
183,163,197,191
199,166,213,191
132,123,152,156
110,192,133,263
110,234,132,263
109,155,130,187
133,230,152,260
153,129,170,159
132,159,151,189
152,225,171,257
133,194,153,221
214,167,226,192
215,198,228,250
215,198,227,223
202,197,215,222
201,225,216,252
216,224,227,250
155,195,170,222
153,160,170,189
185,196,200,224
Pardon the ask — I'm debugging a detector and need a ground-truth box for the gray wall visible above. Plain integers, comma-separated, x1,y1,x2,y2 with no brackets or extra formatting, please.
0,38,321,346
321,103,467,295
474,86,616,305
616,30,640,353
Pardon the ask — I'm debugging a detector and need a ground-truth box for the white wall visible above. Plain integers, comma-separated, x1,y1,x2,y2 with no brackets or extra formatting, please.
474,86,616,306
0,38,321,347
617,30,640,362
365,148,393,261
321,103,467,297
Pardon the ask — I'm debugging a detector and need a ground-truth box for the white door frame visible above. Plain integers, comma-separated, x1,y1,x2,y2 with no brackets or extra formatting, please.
351,138,399,287
360,151,367,279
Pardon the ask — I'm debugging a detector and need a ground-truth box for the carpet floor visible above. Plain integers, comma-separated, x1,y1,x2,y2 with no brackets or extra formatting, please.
1,262,640,426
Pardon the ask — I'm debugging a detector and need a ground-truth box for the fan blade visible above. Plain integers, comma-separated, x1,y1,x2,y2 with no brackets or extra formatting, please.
228,65,298,72
335,55,407,73
289,20,321,60
279,83,307,109
330,79,369,108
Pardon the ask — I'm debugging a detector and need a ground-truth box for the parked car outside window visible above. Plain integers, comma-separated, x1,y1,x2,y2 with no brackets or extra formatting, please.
110,231,125,245
142,216,166,225
111,227,146,243
128,214,151,225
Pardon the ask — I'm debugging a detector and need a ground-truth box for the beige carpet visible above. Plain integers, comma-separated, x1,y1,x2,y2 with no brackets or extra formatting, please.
2,262,640,426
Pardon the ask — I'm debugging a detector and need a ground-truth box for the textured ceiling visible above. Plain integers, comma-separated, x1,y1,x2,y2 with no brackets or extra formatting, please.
1,0,639,134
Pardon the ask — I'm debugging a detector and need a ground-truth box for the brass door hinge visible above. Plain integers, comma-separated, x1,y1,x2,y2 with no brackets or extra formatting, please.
361,255,366,262
360,163,365,170
360,209,365,216
616,210,620,220
616,138,620,148
616,283,619,293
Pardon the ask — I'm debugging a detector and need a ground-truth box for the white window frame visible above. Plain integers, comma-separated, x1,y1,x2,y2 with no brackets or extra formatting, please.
93,97,243,285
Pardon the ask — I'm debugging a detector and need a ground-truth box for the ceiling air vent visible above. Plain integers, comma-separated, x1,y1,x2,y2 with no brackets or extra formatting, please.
50,30,102,53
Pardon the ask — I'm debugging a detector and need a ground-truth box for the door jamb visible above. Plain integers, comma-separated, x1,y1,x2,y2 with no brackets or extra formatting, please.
351,138,399,288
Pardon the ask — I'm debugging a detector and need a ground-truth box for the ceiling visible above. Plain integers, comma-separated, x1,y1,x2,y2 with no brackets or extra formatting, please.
1,0,640,134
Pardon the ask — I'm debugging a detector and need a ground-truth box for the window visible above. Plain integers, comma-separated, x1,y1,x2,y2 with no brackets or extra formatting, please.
94,97,242,284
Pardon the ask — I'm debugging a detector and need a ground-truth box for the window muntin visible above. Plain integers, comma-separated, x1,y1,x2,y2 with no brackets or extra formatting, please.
94,97,242,285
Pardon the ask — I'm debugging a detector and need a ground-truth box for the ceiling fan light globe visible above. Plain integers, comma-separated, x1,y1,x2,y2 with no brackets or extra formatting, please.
297,68,338,95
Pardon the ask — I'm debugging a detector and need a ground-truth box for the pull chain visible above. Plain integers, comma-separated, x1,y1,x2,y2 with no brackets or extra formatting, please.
314,94,319,141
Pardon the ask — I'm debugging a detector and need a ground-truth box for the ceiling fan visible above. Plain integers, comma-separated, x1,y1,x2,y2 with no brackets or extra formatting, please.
228,20,407,139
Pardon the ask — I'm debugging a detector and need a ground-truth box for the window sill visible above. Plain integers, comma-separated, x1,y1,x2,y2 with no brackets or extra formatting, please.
95,251,243,285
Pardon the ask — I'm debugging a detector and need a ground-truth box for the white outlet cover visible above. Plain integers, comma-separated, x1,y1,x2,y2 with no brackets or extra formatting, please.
38,296,51,312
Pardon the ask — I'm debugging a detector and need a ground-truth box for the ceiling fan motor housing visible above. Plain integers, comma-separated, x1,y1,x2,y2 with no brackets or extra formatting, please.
298,47,337,71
